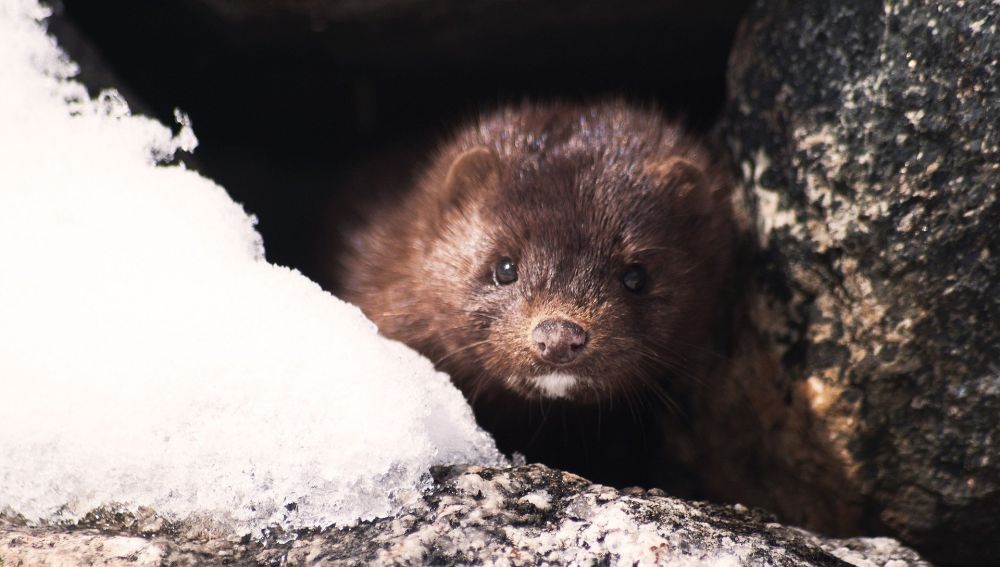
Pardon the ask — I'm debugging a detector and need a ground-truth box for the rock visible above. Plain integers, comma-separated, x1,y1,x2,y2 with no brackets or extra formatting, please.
722,0,1000,563
0,464,926,566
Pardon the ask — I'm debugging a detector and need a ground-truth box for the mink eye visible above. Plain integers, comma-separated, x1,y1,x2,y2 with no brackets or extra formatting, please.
622,264,648,294
493,257,518,285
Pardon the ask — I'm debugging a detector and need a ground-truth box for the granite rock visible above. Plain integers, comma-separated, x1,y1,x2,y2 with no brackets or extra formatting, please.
722,0,1000,563
0,464,925,566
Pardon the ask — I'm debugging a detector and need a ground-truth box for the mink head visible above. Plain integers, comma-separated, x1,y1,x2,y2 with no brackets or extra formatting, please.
347,103,736,404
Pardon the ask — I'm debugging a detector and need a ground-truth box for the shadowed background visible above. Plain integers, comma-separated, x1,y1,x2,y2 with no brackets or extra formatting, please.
51,0,751,282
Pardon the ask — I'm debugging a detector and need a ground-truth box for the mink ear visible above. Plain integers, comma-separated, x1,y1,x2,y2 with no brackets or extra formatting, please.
442,146,500,207
645,156,713,216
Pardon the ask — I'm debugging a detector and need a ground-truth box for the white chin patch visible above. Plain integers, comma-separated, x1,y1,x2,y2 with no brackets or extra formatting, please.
528,372,581,399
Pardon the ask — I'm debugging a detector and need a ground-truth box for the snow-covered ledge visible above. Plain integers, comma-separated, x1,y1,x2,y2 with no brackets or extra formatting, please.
2,464,927,566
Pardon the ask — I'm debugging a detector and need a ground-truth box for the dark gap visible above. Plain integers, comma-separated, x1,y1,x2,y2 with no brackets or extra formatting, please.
52,0,750,285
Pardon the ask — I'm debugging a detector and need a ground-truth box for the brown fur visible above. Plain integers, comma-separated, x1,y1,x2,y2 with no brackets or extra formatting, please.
337,101,740,487
330,102,867,536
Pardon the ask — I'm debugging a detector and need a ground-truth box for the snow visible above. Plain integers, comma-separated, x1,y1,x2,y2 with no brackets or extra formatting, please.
0,0,501,535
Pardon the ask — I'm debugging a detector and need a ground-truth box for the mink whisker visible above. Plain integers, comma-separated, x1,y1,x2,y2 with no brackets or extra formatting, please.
434,340,491,366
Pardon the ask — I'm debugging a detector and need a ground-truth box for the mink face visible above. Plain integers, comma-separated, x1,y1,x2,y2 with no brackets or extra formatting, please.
340,102,735,406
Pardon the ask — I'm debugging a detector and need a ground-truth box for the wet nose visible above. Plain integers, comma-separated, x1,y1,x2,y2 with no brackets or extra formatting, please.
532,319,589,364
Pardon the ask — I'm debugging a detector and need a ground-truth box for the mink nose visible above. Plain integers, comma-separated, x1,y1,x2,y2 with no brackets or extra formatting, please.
532,319,589,364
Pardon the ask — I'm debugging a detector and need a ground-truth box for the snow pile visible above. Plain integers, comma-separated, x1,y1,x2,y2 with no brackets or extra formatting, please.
0,0,501,534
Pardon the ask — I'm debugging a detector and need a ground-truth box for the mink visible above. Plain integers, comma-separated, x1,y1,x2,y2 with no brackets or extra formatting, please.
335,101,740,489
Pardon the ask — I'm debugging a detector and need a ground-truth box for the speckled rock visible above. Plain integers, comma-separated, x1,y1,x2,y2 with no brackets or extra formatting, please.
0,465,925,566
722,0,1000,563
